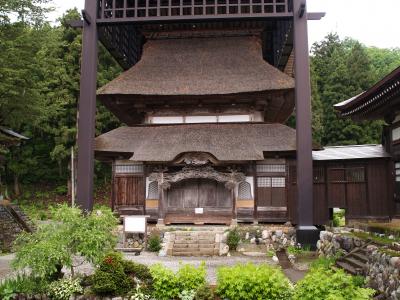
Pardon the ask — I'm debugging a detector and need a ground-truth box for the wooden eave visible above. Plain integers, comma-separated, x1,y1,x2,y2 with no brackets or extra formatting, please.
335,66,400,121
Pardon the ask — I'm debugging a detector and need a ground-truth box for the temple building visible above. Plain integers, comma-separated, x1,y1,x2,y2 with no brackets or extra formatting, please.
335,66,400,217
94,24,394,225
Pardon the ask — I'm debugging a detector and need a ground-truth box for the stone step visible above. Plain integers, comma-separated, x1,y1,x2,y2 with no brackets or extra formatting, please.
344,257,366,270
350,252,369,263
336,261,358,275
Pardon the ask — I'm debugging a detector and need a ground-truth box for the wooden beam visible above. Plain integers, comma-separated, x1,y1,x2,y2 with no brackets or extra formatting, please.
293,0,314,226
76,0,99,212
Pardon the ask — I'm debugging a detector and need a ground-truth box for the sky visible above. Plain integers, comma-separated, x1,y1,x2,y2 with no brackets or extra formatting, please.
48,0,400,49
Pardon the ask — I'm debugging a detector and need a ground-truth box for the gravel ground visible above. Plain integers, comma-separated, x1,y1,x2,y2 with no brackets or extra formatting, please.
0,252,306,284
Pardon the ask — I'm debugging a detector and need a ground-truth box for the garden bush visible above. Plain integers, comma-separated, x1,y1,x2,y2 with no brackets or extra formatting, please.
0,274,49,299
216,263,293,300
147,233,162,252
194,285,214,300
122,260,153,291
149,263,179,300
150,263,207,300
91,252,133,296
226,228,240,251
12,204,118,278
292,267,375,300
48,277,83,300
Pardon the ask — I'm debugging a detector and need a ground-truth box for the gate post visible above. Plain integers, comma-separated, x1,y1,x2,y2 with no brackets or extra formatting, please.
293,0,319,247
76,0,99,212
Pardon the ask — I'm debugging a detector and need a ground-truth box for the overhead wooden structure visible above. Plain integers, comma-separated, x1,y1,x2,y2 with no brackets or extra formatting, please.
76,0,325,245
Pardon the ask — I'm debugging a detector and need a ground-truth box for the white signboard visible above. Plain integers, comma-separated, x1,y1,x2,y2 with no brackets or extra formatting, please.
195,208,204,214
124,216,147,233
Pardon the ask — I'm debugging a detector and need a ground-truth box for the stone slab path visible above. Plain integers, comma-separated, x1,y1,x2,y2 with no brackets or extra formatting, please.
0,254,15,280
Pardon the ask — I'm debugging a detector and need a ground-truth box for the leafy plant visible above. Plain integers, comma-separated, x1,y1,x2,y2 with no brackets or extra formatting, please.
150,264,179,300
333,209,346,227
122,260,153,292
194,285,214,300
147,234,162,252
226,228,240,251
179,289,196,300
150,263,207,300
12,204,118,278
129,285,152,300
48,277,83,300
0,274,48,298
310,257,336,270
91,252,133,296
216,263,293,300
176,262,207,292
266,249,276,258
293,267,375,300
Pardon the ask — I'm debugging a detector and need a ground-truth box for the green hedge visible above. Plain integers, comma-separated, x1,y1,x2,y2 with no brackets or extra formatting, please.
216,263,293,300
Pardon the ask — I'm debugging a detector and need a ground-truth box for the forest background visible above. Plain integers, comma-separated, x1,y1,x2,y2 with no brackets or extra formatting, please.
1,0,400,204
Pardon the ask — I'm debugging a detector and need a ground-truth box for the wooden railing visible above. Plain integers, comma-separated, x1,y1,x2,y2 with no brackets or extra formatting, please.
97,0,293,23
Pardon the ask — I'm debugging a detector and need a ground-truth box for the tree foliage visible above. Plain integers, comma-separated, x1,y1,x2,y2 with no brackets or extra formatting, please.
12,204,119,278
311,33,385,146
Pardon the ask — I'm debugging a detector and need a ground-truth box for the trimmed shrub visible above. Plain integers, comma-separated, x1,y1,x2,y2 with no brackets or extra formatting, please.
176,263,207,292
226,228,240,251
122,260,153,291
48,277,83,300
216,263,293,300
194,285,214,300
91,252,133,296
150,263,207,300
148,234,162,252
149,264,179,300
293,267,375,300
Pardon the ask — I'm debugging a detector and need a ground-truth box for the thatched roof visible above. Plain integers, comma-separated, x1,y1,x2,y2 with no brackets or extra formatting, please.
98,36,294,97
95,123,297,162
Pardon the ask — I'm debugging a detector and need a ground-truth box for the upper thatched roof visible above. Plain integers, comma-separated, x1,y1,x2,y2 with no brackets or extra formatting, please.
95,123,297,162
98,36,294,97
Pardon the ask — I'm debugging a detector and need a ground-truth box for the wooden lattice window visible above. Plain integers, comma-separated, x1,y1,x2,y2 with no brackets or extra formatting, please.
256,164,286,173
238,181,252,199
313,166,325,183
271,177,285,188
257,177,271,187
396,162,400,182
328,168,346,183
115,164,144,174
346,167,365,183
147,181,159,199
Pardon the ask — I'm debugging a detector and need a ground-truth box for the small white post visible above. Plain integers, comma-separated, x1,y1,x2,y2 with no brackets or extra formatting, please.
71,147,75,207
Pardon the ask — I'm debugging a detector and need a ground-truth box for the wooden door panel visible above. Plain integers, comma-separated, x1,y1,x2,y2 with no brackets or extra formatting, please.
346,183,367,217
216,182,232,208
271,187,286,207
167,181,183,208
198,179,217,207
257,187,272,206
115,176,145,207
183,180,198,208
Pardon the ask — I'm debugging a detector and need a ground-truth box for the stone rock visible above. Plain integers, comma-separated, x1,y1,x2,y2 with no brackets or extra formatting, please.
392,242,400,251
219,243,229,256
272,255,279,263
390,257,400,268
262,230,270,239
158,249,167,257
275,230,283,238
227,252,231,257
284,221,292,227
250,237,256,244
245,232,250,240
238,247,245,252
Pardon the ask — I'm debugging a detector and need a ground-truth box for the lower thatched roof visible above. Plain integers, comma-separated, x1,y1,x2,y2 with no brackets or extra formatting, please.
95,123,297,162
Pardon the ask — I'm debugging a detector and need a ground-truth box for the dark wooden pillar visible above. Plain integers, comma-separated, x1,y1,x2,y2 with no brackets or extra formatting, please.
76,0,99,211
157,177,166,225
293,0,319,246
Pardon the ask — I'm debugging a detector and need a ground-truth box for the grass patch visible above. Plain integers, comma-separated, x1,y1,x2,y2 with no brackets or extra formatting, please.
378,248,400,257
347,231,400,245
